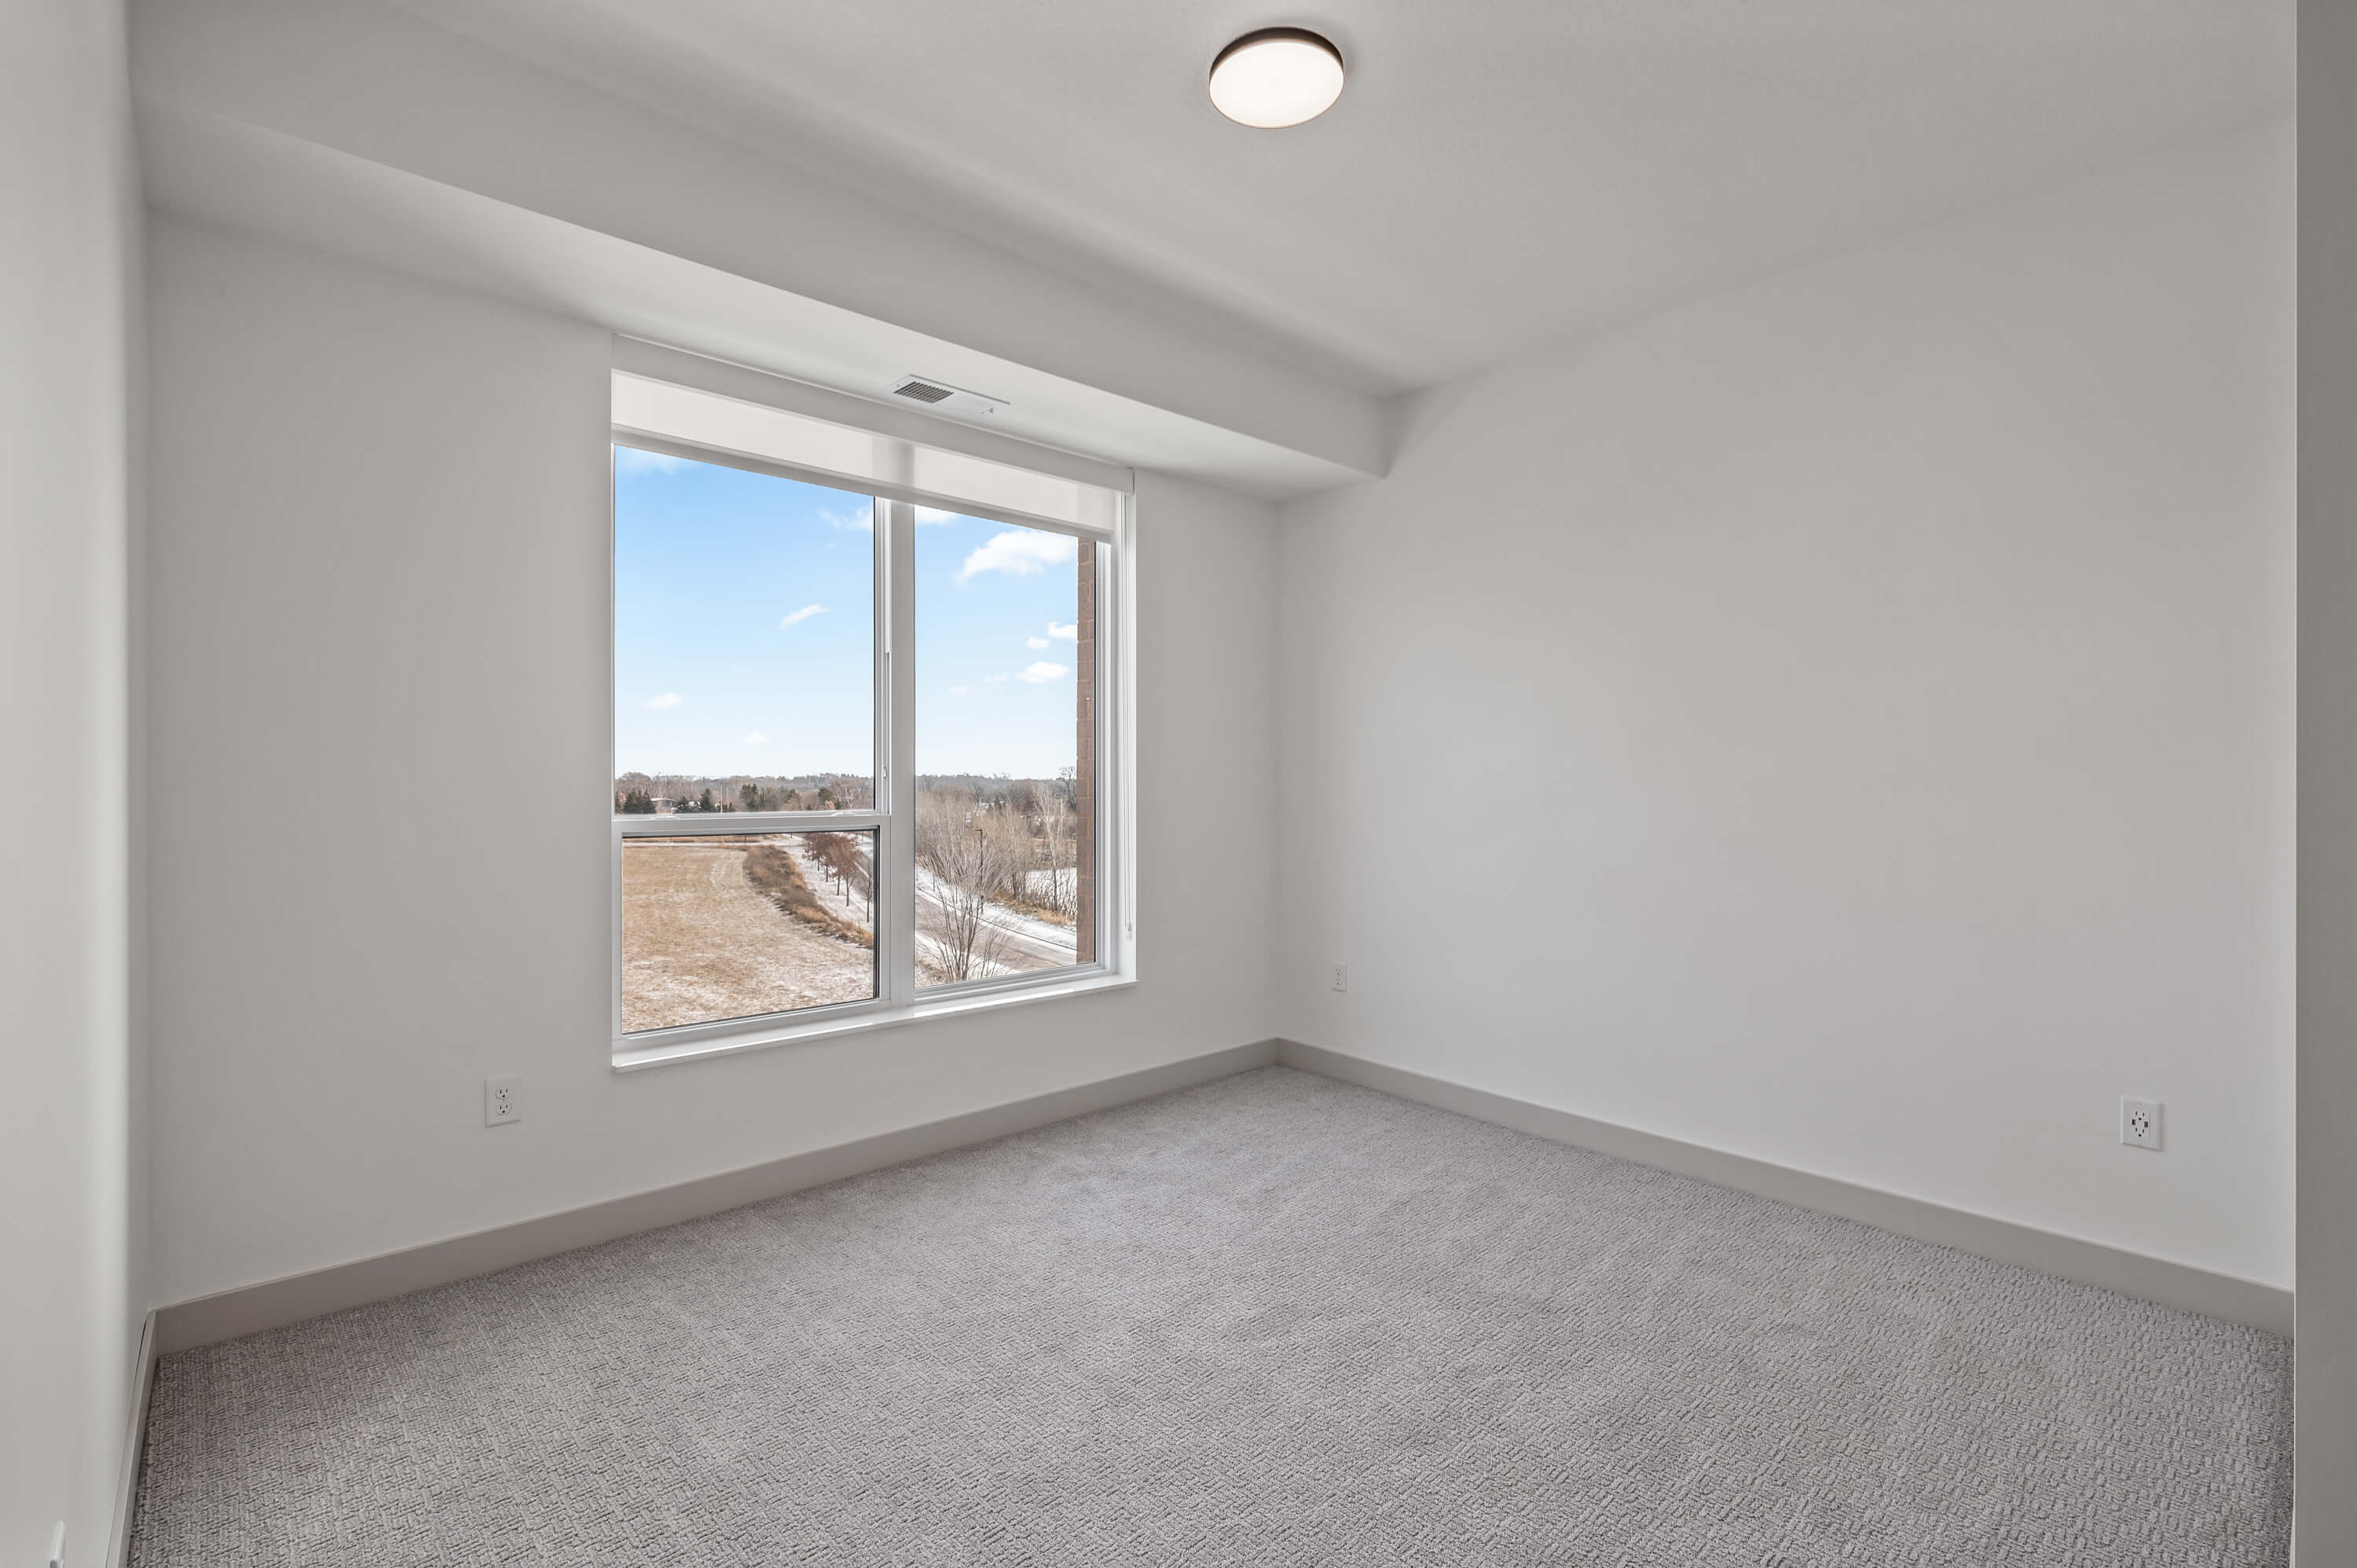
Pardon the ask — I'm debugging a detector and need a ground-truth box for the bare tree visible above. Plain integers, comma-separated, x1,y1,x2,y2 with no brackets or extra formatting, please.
917,790,1017,981
805,831,874,924
978,804,1032,903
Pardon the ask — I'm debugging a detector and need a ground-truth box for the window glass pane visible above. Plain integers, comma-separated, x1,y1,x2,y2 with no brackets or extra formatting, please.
915,515,1094,986
613,445,874,812
621,830,876,1032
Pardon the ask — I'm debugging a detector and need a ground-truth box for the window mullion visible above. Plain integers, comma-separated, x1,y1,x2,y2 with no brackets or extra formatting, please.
882,479,919,1006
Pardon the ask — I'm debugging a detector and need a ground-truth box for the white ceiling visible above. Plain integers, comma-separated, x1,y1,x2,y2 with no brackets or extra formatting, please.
381,0,2292,394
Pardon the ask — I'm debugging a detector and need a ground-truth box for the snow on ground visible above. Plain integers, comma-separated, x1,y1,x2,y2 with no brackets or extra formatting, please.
914,864,1077,982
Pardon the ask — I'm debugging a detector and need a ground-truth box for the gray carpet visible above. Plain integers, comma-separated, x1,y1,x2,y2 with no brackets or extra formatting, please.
130,1066,2291,1566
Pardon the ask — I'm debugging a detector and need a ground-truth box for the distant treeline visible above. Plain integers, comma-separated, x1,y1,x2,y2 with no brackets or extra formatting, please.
918,771,1079,811
614,768,1077,816
614,770,871,815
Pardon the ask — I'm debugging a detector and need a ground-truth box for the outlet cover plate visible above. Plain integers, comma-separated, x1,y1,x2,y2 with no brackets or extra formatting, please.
1330,961,1349,992
2121,1096,2161,1151
485,1075,523,1127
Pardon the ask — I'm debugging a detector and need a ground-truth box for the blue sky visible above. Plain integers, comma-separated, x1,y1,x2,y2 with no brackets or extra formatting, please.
614,446,1080,780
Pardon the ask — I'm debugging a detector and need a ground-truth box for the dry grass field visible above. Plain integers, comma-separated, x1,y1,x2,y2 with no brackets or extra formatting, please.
621,839,875,1032
744,841,874,946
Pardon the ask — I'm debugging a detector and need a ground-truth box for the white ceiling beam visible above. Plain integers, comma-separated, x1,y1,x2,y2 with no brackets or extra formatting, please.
130,0,1390,496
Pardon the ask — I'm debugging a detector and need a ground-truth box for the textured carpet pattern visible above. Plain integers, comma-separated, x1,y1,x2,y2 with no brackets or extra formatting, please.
131,1067,2291,1566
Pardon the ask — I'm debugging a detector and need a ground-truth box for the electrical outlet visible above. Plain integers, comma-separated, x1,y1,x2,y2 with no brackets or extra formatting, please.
2121,1096,2161,1151
1330,961,1349,993
484,1075,523,1127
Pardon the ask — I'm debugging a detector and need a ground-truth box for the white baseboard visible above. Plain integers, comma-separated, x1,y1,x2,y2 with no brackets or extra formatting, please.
107,1309,157,1568
150,1035,2288,1357
1276,1039,2293,1338
155,1039,1281,1354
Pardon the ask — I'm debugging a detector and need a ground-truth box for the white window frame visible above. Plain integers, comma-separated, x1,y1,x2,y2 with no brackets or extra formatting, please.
608,408,1135,1072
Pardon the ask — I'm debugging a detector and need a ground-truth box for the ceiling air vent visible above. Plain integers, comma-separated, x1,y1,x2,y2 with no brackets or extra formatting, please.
889,376,1006,419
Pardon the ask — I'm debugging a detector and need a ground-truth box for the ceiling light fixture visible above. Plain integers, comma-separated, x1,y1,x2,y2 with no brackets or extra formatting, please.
1208,27,1345,128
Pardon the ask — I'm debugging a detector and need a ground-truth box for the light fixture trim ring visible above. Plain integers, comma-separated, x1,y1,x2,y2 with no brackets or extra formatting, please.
1209,25,1344,78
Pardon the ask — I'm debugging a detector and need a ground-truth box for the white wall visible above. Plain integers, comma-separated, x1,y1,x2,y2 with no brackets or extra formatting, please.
1,1,144,1563
1278,122,2294,1288
2300,0,2357,1537
143,215,1279,1306
136,86,2293,1354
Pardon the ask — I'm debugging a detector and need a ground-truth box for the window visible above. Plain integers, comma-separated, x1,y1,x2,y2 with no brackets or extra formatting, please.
610,366,1128,1063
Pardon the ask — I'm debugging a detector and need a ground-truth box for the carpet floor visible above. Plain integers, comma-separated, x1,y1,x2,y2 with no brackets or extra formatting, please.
130,1066,2292,1566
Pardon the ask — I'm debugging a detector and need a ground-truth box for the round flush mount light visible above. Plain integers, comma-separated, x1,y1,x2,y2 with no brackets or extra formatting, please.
1208,27,1345,128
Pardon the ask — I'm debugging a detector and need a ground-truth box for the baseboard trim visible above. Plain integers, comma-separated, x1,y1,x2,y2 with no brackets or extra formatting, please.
156,1039,1281,1354
107,1309,157,1568
1276,1040,2293,1338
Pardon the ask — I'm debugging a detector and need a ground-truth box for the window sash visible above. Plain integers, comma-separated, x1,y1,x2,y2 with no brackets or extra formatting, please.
617,810,887,837
610,421,1126,1050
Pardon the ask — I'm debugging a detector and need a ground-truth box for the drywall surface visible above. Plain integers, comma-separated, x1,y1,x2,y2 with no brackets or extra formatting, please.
1278,123,2293,1288
2300,0,2357,1539
1,1,143,1562
143,215,1279,1305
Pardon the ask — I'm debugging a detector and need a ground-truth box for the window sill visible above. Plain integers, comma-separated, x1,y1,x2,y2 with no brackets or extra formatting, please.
610,969,1137,1073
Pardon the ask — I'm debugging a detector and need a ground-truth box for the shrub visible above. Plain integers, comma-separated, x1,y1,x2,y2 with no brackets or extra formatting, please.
742,843,873,948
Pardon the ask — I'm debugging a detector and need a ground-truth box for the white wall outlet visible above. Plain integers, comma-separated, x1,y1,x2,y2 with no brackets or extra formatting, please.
1331,961,1349,992
2121,1096,2161,1150
485,1075,523,1127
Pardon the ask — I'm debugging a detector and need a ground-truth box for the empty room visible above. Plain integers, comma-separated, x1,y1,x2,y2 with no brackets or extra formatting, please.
11,1,2357,1563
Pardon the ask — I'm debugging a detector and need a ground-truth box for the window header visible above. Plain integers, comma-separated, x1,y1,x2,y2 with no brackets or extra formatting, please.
612,367,1126,537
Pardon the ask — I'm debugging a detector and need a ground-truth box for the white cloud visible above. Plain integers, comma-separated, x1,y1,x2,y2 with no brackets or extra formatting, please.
959,529,1077,581
984,673,1009,683
948,685,969,696
915,506,961,526
742,731,768,746
779,603,827,628
1014,661,1069,684
1026,636,1049,650
614,445,684,475
647,691,683,709
1047,621,1078,641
